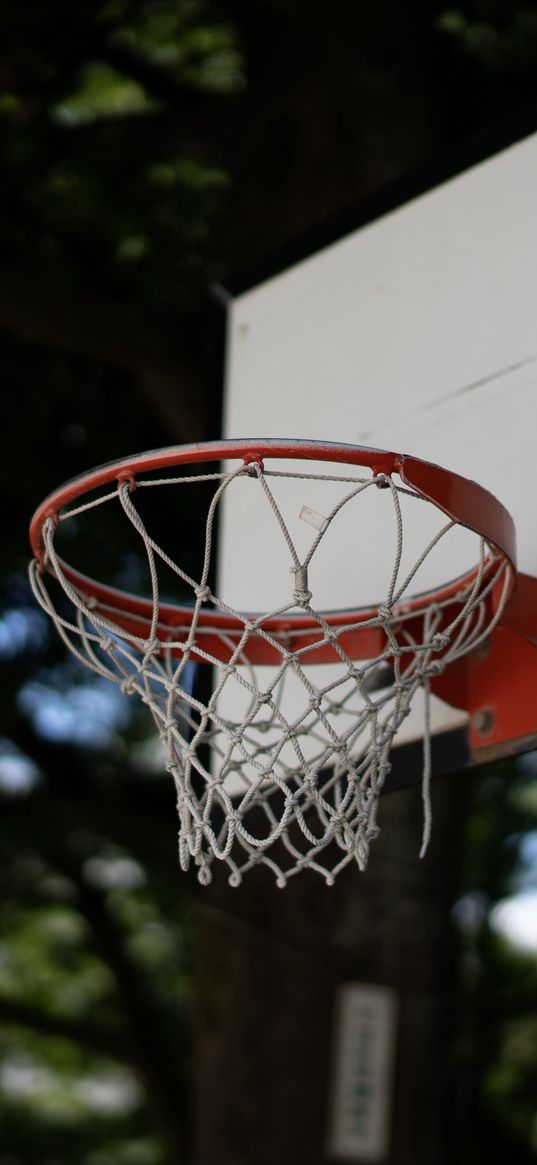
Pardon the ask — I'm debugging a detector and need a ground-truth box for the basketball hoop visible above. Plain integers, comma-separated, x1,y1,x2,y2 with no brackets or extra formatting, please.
29,440,520,886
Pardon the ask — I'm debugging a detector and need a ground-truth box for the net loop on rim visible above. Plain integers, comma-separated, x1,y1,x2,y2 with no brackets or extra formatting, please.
28,443,515,887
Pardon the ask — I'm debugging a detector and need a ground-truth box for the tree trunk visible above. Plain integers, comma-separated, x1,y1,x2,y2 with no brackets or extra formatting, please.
194,778,465,1164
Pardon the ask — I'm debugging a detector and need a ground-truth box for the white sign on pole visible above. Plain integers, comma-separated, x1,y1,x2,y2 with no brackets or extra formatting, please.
327,983,397,1161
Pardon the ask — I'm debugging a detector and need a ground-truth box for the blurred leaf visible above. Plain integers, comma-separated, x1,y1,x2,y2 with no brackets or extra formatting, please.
53,62,159,125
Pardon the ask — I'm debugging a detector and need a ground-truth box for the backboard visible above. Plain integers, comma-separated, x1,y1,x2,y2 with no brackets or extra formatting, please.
217,119,537,789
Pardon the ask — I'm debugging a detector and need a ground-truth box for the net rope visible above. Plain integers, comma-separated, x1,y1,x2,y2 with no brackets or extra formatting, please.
29,461,512,886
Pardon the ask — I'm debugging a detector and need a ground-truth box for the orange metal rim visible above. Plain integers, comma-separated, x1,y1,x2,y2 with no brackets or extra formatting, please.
29,439,517,662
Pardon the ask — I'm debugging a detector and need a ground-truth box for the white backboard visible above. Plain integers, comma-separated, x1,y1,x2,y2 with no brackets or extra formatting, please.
218,124,537,778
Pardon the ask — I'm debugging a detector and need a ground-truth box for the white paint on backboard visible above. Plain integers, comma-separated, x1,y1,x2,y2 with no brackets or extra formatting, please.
220,131,537,748
223,132,537,570
327,983,397,1161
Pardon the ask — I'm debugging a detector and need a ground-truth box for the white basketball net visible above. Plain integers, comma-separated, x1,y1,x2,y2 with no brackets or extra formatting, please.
29,459,512,887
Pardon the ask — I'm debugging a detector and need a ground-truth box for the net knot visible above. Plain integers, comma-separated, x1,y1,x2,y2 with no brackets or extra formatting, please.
303,774,318,792
341,822,355,848
323,627,338,645
194,584,211,603
43,513,59,534
293,565,311,608
197,864,212,886
366,824,381,841
428,659,445,676
293,588,312,608
242,461,262,478
432,630,450,652
120,676,138,696
377,604,392,623
142,637,160,664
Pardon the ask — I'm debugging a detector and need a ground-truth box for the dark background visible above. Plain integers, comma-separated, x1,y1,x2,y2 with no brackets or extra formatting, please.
1,3,537,1162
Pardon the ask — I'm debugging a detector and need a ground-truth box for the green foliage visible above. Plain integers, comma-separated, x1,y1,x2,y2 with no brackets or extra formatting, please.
104,1,244,92
53,62,159,123
436,3,537,75
0,306,197,1161
0,805,195,1162
453,764,537,1156
0,0,241,310
0,901,110,1012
